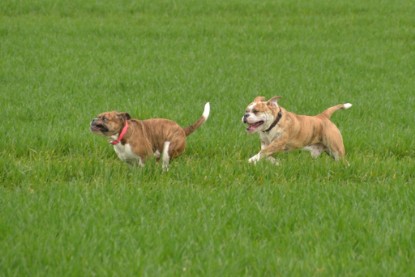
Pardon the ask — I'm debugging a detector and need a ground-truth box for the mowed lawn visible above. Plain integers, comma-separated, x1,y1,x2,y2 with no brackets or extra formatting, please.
1,0,415,275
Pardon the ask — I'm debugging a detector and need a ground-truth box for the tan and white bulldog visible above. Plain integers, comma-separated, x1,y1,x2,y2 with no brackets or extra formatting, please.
242,96,352,164
90,102,210,171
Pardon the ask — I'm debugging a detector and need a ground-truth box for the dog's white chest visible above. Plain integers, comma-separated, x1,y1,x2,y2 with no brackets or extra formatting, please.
113,143,142,165
259,129,282,146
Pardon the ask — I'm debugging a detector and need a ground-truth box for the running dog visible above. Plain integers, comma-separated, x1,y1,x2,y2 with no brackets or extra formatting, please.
242,96,351,164
91,102,210,171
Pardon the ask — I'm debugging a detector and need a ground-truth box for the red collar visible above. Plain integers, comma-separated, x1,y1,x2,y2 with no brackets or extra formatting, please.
110,121,129,145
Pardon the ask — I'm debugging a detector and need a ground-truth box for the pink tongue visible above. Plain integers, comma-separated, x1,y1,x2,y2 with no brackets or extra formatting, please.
248,125,257,131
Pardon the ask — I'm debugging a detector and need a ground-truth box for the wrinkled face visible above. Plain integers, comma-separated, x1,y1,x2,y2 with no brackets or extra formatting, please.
242,96,280,133
90,111,130,137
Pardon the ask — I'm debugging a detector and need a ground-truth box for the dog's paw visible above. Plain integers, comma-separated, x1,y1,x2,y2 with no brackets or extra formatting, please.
248,154,261,164
266,156,280,165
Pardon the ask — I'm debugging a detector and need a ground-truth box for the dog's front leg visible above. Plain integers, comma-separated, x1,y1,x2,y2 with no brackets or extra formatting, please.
248,152,280,165
161,141,171,172
247,141,268,163
248,152,262,164
248,142,269,164
249,140,286,164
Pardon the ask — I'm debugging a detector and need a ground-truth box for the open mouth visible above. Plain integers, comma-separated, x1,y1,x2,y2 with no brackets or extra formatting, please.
90,123,108,133
246,121,264,132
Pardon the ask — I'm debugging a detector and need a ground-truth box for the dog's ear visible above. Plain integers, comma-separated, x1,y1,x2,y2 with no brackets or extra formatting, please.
253,96,266,102
267,96,282,107
117,112,131,120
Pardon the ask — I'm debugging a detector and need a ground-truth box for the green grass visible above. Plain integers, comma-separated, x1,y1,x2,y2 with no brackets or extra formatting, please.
1,0,415,275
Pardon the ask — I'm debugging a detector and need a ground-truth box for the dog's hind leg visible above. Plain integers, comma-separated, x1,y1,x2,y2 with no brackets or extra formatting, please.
303,144,326,159
325,143,344,161
162,141,171,171
323,127,346,161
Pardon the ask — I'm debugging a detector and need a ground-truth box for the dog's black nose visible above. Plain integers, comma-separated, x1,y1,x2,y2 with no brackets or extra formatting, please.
243,114,249,123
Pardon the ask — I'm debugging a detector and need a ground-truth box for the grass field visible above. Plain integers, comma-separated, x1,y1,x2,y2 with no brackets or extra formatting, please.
1,0,415,275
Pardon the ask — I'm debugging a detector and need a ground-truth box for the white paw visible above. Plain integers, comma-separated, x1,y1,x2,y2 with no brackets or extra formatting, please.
248,154,261,164
153,150,161,159
266,156,280,165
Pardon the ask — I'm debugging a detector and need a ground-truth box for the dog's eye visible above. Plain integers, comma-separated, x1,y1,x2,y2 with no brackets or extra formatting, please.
252,109,258,114
102,117,108,122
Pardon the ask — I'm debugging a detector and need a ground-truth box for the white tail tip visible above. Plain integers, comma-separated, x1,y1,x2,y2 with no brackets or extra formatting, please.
343,103,352,109
203,102,210,119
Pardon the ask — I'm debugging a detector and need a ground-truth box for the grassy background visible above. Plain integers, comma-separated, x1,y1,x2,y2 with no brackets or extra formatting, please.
1,0,415,275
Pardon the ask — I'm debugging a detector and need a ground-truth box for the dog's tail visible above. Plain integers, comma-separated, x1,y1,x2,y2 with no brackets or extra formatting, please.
183,102,210,136
320,103,352,119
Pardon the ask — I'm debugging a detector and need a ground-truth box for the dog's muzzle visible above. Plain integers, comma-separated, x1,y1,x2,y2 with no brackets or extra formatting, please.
90,119,109,133
242,113,250,123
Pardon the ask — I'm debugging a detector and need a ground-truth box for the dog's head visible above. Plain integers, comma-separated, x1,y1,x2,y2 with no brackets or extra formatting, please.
90,111,131,137
242,96,281,133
